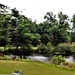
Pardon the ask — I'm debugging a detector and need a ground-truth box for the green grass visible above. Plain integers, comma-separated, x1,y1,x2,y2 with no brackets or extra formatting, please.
0,60,75,75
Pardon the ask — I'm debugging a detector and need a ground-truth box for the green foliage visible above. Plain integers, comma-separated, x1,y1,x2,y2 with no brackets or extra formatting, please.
41,33,50,44
11,8,19,18
34,33,41,42
44,12,71,45
51,55,65,65
44,42,54,56
71,14,75,28
0,3,75,57
23,33,34,41
0,12,12,46
5,45,12,50
71,32,75,42
54,43,75,55
44,12,57,27
0,55,12,60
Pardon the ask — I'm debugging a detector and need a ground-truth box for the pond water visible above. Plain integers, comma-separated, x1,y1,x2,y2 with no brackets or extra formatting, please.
10,54,75,63
27,55,75,63
26,56,49,62
64,56,74,63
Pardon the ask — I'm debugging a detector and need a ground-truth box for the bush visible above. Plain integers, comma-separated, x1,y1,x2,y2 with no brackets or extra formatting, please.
0,56,4,60
54,43,74,55
63,62,75,69
51,55,65,65
0,55,24,61
3,55,12,60
43,42,54,57
0,55,12,60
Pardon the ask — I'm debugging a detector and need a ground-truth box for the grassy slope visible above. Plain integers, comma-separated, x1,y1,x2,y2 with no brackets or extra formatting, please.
0,60,75,75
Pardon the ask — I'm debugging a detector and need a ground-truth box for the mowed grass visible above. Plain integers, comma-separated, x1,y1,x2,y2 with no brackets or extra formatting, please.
0,60,75,75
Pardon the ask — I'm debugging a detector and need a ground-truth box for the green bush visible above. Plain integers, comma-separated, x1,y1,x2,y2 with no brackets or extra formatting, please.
3,55,12,60
51,55,65,65
43,42,54,57
54,43,75,55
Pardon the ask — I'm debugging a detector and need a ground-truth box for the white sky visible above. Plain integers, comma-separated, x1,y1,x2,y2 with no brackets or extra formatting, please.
0,0,75,23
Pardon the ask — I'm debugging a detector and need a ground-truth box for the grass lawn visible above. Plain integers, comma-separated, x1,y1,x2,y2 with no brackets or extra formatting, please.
0,60,75,75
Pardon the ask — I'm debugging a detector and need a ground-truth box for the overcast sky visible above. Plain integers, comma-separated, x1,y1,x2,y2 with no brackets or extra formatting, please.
0,0,75,23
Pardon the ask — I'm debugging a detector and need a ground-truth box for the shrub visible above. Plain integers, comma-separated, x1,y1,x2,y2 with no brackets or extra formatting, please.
3,55,12,60
54,43,74,55
63,62,75,69
51,55,65,65
0,56,4,60
43,42,54,57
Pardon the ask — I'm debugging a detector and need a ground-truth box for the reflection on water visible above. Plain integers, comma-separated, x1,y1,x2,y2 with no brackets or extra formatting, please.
65,56,74,63
26,55,75,63
26,56,49,62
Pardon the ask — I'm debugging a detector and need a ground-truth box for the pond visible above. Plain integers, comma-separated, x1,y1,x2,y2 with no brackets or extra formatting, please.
26,55,75,63
64,56,74,63
26,55,49,62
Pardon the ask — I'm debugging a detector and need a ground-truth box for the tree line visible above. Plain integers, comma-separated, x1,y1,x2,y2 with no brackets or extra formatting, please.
0,3,75,57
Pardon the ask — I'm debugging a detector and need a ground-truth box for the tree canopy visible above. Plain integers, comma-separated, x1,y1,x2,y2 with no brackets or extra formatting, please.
0,3,75,56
